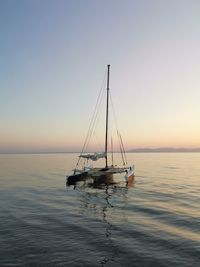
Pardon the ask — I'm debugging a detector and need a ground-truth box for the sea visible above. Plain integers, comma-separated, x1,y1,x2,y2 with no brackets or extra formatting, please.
0,153,200,267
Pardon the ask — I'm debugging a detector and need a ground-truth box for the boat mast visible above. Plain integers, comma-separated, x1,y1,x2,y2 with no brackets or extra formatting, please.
105,64,110,168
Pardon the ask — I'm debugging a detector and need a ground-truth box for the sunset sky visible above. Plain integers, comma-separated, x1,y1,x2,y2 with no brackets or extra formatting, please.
1,0,200,153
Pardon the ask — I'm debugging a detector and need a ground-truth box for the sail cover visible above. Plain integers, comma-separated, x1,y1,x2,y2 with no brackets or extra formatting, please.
79,152,106,161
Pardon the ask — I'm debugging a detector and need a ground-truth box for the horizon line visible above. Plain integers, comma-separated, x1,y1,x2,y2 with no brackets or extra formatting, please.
1,147,200,154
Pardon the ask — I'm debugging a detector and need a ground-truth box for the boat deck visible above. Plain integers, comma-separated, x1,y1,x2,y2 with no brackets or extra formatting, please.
88,166,128,175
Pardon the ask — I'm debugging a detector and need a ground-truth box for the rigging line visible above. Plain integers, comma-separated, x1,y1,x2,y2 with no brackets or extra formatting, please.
84,88,106,153
118,131,125,165
92,131,104,152
110,94,121,151
110,94,124,161
83,73,106,152
77,87,105,167
77,98,105,169
84,70,107,149
111,136,114,166
119,132,128,165
110,94,119,133
76,68,107,168
110,94,128,165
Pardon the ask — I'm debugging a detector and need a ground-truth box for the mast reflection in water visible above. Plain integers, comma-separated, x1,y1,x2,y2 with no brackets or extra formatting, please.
66,175,134,266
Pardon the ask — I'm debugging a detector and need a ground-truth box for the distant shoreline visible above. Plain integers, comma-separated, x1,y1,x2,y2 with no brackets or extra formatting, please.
128,148,200,153
1,148,200,154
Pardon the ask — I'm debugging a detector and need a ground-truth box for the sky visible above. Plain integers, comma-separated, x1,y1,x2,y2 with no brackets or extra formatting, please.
0,0,200,153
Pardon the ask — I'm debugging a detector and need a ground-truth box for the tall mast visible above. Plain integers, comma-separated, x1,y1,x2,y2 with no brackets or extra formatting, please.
105,64,110,168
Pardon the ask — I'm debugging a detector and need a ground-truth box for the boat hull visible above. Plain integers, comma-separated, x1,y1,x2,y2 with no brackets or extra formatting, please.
67,171,88,185
67,165,135,186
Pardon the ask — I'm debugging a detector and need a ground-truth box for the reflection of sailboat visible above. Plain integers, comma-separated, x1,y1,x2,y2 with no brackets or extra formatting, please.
67,65,135,185
68,183,130,266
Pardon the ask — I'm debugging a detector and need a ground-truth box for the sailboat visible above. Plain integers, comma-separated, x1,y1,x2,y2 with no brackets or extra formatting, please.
67,65,135,185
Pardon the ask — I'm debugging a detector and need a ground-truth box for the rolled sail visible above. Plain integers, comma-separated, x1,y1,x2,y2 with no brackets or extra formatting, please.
79,152,106,161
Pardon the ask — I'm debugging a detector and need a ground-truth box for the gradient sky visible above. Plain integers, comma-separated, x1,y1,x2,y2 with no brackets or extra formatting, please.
1,0,200,153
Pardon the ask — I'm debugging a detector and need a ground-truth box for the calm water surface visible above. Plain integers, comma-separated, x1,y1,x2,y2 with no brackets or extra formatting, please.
0,153,200,266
